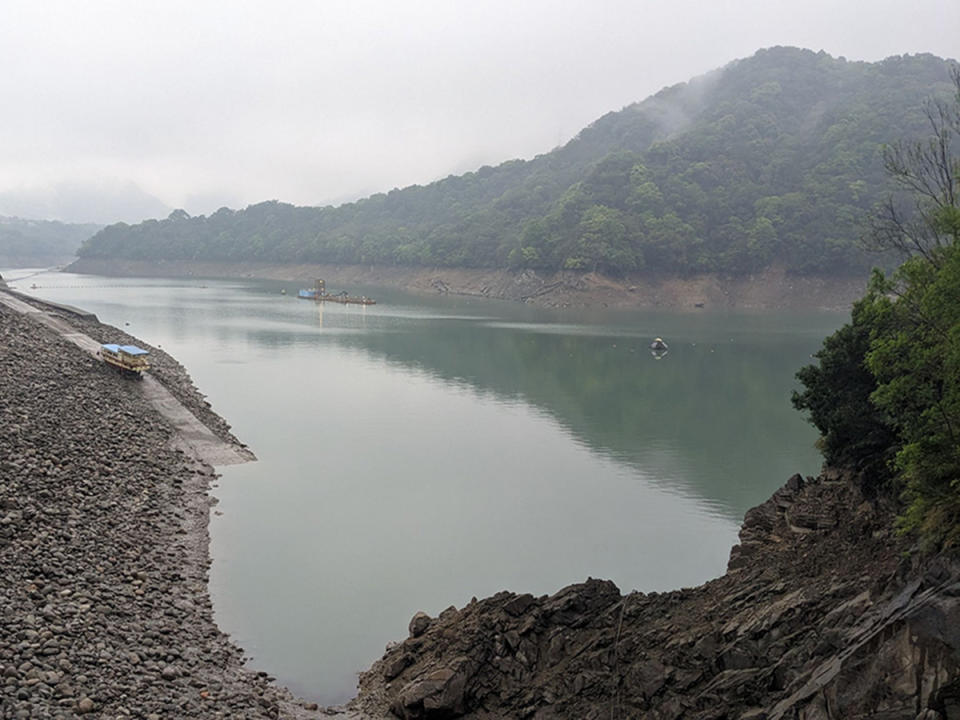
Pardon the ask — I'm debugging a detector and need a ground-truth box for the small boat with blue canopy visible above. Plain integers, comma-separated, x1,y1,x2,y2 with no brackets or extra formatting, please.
99,343,150,379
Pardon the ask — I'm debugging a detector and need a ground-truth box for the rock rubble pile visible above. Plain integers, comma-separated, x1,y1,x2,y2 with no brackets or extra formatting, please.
355,474,960,719
0,303,311,719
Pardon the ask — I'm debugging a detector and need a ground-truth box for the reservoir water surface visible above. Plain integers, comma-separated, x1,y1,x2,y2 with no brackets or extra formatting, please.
7,269,845,704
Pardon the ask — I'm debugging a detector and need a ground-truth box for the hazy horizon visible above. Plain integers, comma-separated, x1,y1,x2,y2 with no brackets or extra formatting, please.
1,0,957,225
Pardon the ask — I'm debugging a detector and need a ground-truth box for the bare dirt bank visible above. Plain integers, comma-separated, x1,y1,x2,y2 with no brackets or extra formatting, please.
65,259,867,312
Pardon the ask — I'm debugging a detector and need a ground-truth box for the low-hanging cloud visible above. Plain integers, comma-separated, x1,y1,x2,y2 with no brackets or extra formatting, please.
0,0,957,223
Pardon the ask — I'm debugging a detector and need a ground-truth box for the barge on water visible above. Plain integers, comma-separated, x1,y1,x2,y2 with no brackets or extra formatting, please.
297,279,376,305
99,343,150,379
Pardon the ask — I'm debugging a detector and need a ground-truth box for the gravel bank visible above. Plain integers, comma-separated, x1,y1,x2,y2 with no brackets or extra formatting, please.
0,302,335,719
5,293,241,450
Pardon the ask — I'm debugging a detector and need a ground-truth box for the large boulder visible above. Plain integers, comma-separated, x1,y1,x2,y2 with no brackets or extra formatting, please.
409,611,432,638
392,658,472,719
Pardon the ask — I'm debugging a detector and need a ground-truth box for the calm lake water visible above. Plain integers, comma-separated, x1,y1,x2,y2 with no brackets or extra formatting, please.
7,268,845,704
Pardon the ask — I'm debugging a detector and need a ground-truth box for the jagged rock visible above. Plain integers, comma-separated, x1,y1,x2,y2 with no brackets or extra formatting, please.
626,658,671,700
383,651,415,681
354,474,960,719
393,660,471,718
504,594,536,617
409,612,432,638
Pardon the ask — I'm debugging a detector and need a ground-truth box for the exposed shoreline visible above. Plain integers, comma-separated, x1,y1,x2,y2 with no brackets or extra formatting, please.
65,258,868,312
0,288,347,718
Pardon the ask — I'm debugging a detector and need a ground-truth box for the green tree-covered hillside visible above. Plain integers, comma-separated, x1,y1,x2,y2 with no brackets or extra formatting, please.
79,47,956,276
794,69,960,548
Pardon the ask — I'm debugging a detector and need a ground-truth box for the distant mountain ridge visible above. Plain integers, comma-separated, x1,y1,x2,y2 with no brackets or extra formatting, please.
78,47,957,276
0,215,102,266
0,180,171,226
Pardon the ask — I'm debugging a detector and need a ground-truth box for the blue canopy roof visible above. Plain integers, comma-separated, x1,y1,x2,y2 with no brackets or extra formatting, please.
101,343,149,356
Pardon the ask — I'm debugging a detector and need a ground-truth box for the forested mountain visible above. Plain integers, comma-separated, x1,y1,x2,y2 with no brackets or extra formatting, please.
79,47,956,276
0,216,102,265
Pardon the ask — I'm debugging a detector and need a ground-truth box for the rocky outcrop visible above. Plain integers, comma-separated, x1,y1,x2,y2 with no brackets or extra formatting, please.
353,474,960,719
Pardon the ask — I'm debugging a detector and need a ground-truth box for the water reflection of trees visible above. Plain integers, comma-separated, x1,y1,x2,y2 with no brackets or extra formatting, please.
327,319,826,519
142,287,831,520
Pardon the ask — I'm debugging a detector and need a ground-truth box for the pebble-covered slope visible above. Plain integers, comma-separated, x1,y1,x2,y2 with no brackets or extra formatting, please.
8,294,241,450
0,303,305,719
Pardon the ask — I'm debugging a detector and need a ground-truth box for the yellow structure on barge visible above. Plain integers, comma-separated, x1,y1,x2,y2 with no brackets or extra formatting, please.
99,343,150,379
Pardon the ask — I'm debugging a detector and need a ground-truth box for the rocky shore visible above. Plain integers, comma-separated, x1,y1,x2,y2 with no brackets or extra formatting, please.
354,473,960,719
0,298,324,719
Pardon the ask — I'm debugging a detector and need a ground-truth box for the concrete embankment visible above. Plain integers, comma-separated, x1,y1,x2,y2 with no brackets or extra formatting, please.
1,287,98,321
0,291,348,719
65,258,868,312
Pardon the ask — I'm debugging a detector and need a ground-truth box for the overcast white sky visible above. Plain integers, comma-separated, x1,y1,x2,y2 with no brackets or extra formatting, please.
0,0,957,222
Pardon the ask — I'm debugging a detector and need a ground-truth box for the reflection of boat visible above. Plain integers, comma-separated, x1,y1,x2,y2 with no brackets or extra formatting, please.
650,347,669,361
320,294,376,305
297,278,376,305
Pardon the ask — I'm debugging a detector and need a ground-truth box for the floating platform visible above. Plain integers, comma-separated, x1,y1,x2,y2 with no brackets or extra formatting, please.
297,288,376,305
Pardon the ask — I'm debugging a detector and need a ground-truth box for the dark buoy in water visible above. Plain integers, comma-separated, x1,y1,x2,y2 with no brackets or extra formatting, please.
650,337,669,360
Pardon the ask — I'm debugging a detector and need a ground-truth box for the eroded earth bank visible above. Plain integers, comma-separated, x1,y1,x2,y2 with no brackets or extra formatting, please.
65,259,867,312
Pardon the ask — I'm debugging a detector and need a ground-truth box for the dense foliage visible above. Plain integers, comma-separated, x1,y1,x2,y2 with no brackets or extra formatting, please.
792,298,900,478
0,216,101,262
794,72,960,547
79,48,955,276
